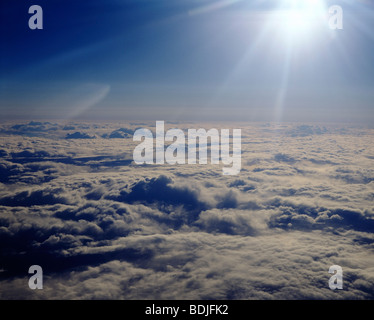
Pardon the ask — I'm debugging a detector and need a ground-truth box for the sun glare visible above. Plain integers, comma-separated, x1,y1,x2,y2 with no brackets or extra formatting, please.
273,0,327,41
280,10,314,37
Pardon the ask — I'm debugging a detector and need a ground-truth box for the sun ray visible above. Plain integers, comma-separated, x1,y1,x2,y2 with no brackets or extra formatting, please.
207,12,274,108
270,0,329,122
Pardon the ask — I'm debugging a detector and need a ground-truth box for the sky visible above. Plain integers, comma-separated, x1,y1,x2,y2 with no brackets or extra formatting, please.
1,0,374,122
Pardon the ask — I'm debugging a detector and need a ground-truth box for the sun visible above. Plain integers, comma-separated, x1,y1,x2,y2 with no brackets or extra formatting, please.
280,0,326,11
272,0,328,42
278,10,314,37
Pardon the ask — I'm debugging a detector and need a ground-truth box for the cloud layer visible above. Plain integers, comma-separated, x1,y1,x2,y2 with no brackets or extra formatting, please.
0,121,373,299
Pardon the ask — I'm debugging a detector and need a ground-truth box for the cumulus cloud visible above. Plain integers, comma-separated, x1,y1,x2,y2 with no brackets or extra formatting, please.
0,121,373,299
102,128,134,139
65,132,96,140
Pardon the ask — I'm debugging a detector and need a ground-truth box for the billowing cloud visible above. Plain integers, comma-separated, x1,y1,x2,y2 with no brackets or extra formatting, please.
65,132,96,140
0,121,373,299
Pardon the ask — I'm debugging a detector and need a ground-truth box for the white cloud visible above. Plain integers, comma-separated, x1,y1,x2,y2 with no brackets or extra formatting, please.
0,121,373,299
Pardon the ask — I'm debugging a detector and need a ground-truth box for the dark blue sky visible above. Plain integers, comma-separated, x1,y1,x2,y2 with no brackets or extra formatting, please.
1,0,374,122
